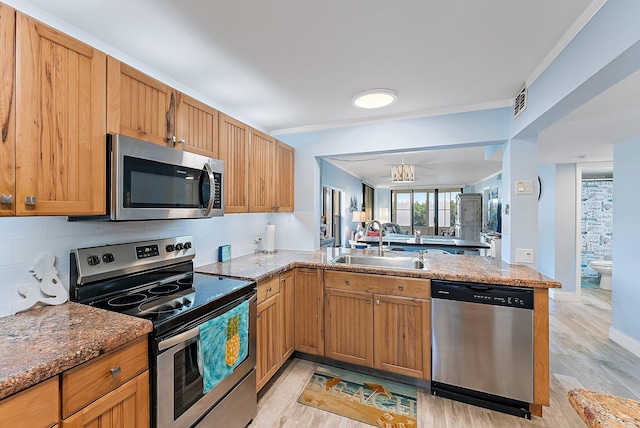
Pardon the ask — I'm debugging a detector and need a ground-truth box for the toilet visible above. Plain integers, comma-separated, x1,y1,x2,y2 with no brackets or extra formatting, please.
589,260,613,290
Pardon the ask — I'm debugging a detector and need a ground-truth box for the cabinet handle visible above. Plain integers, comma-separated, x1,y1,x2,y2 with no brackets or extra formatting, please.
0,194,13,204
169,135,177,144
375,299,380,305
344,280,350,286
267,287,272,292
179,138,186,144
110,366,122,378
398,285,404,291
257,313,261,318
365,298,371,304
25,196,37,206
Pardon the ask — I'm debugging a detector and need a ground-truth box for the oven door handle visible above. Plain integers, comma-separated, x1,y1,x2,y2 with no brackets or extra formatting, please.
158,326,200,351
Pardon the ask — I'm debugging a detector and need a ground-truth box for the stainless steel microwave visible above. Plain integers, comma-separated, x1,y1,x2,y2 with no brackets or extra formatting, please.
72,134,223,221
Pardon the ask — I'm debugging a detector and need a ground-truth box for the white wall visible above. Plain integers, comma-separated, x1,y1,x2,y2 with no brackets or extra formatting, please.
554,164,578,295
611,138,640,346
537,164,556,279
0,213,300,318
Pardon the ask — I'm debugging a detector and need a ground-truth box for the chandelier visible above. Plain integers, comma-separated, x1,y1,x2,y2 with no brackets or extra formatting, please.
391,155,415,182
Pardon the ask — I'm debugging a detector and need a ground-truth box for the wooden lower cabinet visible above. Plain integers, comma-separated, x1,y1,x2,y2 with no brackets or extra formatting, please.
373,294,430,379
256,293,280,391
324,271,431,380
0,376,58,428
279,270,295,362
324,288,373,367
60,371,149,428
294,268,323,355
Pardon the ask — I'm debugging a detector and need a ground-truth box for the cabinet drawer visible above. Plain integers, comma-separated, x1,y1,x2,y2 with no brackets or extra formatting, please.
257,275,280,303
61,337,148,418
325,271,430,298
0,376,59,428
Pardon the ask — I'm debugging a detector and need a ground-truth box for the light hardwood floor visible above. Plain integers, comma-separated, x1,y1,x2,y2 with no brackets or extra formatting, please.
252,288,640,427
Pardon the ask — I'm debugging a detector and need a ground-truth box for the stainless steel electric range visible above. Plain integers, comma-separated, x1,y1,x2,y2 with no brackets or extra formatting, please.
70,236,257,428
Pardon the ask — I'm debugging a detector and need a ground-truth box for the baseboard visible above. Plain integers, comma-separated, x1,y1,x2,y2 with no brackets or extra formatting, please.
609,327,640,359
549,289,579,302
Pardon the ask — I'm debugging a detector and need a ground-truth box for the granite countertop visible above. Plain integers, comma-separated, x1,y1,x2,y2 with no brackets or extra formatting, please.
0,302,152,401
569,388,640,427
196,248,561,288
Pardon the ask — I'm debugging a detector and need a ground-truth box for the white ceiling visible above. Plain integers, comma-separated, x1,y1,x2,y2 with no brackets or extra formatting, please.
18,0,636,187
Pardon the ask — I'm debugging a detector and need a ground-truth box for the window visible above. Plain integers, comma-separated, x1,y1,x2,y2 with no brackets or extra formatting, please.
392,188,461,235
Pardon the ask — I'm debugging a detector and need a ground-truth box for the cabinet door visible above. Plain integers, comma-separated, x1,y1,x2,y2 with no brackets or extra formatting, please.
16,13,106,216
107,56,174,146
324,288,373,367
218,113,249,213
0,376,58,428
175,91,219,157
275,140,294,212
373,294,430,379
256,294,280,391
279,270,295,362
61,371,149,428
248,128,275,212
294,268,323,355
0,3,15,216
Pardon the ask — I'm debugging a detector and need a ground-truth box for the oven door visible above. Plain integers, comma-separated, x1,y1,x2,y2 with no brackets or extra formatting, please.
111,133,223,220
155,294,256,428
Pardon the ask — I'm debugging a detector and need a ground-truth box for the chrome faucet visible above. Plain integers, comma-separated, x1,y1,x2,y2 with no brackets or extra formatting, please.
365,219,384,256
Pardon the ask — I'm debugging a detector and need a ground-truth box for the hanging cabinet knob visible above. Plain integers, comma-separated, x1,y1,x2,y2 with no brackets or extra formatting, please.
0,194,13,204
25,196,37,205
179,138,186,144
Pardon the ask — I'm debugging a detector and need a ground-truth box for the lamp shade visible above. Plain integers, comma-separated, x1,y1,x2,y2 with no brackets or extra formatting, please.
352,211,366,223
391,164,415,182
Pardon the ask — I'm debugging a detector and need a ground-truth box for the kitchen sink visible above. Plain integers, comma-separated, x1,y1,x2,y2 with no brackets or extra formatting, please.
330,254,428,270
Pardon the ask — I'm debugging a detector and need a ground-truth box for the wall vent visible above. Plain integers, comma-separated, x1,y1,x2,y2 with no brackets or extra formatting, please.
513,86,527,119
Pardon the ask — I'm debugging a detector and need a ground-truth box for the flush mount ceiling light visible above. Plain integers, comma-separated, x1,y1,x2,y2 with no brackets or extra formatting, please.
391,154,415,182
352,88,397,109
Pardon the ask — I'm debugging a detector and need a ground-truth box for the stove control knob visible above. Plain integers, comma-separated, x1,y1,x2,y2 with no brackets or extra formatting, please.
165,244,175,252
175,243,184,251
183,242,192,249
87,255,100,266
102,253,115,263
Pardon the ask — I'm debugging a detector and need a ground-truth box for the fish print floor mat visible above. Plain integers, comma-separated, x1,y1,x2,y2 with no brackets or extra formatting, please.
297,364,417,427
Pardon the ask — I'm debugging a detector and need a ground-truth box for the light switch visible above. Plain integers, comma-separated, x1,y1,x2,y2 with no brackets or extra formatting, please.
515,180,533,195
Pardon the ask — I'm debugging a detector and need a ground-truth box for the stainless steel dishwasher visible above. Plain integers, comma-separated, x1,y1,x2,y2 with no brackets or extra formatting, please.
431,280,534,419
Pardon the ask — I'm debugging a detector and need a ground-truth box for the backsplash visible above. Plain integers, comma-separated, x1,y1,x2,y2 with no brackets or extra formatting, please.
0,212,314,318
580,180,613,277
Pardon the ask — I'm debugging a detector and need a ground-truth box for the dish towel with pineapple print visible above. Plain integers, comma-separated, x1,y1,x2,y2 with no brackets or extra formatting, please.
197,299,249,394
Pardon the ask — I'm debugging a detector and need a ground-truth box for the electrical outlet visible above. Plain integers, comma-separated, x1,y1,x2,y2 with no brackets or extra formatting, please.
515,248,534,263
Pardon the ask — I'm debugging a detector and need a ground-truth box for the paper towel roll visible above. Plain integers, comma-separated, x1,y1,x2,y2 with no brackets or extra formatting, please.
265,224,276,252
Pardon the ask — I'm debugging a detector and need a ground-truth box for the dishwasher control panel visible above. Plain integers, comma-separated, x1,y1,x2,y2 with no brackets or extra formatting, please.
431,280,534,309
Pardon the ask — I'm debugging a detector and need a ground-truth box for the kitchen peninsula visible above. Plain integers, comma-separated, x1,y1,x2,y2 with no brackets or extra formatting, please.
356,234,490,254
196,247,560,418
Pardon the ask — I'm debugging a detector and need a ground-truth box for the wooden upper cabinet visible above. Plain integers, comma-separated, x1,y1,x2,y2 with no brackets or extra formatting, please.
218,113,249,213
15,13,106,215
275,140,294,212
0,4,15,216
248,128,276,212
107,56,174,146
175,91,219,157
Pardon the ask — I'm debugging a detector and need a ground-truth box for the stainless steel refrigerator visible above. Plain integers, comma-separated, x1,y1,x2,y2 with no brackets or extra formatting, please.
455,193,482,241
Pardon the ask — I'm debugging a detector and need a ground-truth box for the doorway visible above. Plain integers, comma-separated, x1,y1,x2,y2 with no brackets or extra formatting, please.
322,187,342,247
